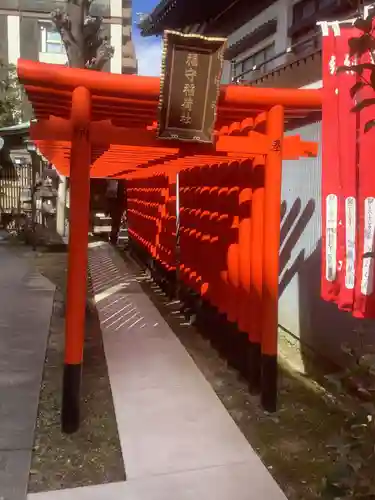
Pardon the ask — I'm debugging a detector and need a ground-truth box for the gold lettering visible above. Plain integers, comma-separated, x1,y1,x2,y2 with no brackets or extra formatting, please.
181,97,194,112
185,68,197,83
180,112,192,125
183,83,196,98
186,53,198,68
181,53,198,125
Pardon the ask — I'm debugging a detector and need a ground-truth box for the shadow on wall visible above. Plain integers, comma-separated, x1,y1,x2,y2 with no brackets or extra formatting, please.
297,242,375,373
279,197,315,293
279,198,375,372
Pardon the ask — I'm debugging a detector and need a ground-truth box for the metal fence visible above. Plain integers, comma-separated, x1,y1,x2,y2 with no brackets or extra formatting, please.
0,163,32,214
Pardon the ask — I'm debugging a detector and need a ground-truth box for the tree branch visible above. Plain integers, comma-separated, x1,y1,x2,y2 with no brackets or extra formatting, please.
83,15,102,44
51,9,76,49
52,0,115,70
86,39,115,70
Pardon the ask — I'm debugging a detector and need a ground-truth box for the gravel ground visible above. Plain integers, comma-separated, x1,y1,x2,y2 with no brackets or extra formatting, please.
27,250,125,493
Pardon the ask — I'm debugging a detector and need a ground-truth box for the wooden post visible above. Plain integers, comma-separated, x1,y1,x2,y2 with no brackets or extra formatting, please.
62,86,91,433
261,105,284,412
248,155,265,393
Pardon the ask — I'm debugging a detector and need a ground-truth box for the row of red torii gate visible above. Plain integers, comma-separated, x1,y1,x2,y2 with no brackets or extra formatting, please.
16,23,374,433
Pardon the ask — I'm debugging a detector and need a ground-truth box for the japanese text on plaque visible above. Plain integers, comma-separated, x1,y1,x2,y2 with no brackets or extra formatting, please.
180,53,198,125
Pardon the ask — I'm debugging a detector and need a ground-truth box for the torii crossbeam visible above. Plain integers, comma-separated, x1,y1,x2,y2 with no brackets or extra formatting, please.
17,59,321,433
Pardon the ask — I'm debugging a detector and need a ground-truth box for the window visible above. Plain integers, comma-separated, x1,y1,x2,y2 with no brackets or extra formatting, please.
39,22,65,55
263,44,276,71
291,27,321,56
293,0,336,24
242,57,254,74
233,43,275,80
46,29,65,54
232,61,244,79
38,21,67,65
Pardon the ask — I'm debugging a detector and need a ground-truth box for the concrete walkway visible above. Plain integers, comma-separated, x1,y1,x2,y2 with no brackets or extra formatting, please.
29,242,286,499
0,240,55,500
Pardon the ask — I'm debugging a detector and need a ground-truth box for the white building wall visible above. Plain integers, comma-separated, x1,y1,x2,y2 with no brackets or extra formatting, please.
38,52,68,65
300,80,323,89
110,0,123,17
110,0,124,73
110,23,123,74
7,15,20,65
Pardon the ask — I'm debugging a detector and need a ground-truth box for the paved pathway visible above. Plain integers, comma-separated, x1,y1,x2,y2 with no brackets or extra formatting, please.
28,242,286,499
0,240,55,500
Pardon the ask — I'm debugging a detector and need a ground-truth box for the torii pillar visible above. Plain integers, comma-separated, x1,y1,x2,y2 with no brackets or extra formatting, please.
62,86,92,433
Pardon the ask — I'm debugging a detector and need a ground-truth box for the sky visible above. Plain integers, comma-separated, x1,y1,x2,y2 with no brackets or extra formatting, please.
132,0,163,77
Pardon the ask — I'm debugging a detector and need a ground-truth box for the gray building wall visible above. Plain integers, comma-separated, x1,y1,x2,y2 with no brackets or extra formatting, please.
0,15,8,67
19,17,42,120
280,122,375,370
102,23,111,73
229,0,290,56
222,0,293,84
19,17,40,62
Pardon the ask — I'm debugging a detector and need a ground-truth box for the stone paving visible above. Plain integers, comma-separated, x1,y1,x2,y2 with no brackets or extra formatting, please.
27,461,285,500
41,241,283,500
0,239,287,499
0,240,55,500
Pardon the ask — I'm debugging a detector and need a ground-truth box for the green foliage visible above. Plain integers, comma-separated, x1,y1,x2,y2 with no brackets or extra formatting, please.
337,14,375,133
0,61,24,127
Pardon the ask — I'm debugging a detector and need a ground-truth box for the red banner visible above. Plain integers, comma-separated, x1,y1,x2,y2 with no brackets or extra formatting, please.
336,28,359,312
353,48,375,318
321,28,342,304
321,21,375,318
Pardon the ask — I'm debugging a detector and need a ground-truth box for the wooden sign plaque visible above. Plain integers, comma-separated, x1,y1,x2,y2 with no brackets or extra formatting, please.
158,30,227,144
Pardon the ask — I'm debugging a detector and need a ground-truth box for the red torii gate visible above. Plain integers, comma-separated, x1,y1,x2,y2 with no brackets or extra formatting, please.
17,60,321,433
